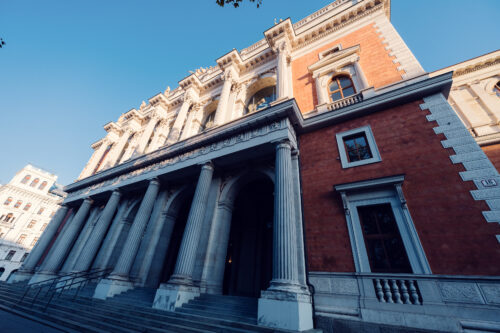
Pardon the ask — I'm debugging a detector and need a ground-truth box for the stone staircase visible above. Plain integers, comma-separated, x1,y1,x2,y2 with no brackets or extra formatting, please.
0,281,297,332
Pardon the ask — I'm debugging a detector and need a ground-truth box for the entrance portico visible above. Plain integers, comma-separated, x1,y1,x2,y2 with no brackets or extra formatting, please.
14,99,313,331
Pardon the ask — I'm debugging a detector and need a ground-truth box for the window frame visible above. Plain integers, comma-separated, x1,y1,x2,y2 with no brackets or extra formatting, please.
335,175,431,274
328,75,356,102
336,125,381,168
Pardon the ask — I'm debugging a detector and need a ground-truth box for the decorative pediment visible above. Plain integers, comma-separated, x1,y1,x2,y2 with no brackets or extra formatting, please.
308,44,360,78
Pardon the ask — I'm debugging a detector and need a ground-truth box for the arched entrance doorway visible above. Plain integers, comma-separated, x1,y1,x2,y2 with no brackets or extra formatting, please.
223,178,273,298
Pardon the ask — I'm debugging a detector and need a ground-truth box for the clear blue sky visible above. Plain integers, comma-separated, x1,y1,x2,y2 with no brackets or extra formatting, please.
0,0,498,186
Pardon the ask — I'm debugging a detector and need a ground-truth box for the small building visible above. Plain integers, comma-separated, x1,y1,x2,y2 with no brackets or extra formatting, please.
0,165,65,281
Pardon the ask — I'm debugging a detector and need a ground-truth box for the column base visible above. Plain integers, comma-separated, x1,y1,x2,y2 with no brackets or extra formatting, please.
7,270,34,283
153,283,200,312
29,271,58,285
93,277,134,300
258,289,313,331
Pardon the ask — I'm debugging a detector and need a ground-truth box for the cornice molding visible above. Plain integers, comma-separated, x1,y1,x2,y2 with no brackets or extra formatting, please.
67,73,451,196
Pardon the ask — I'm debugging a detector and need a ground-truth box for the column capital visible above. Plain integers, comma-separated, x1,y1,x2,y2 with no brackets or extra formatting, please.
274,139,292,151
149,177,161,186
83,197,94,205
200,161,214,171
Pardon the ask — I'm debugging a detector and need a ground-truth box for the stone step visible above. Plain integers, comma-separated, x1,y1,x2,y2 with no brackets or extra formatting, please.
181,303,257,319
0,283,293,333
184,300,257,314
0,292,212,333
176,307,256,324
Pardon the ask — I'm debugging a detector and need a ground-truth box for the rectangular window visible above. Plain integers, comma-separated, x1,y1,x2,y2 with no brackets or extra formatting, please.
27,220,36,229
336,125,381,168
37,207,45,215
40,223,48,232
5,250,15,261
20,253,29,262
30,237,38,247
343,132,373,162
357,203,412,273
16,234,27,245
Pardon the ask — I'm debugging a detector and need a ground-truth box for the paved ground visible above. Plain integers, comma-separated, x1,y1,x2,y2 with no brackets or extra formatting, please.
0,309,65,333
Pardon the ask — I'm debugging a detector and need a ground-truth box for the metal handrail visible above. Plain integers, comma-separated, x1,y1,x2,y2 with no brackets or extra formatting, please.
42,268,112,311
18,268,112,311
19,269,85,304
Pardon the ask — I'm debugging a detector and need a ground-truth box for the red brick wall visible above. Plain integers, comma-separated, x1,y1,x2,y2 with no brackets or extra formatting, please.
292,23,404,114
482,143,500,171
300,100,500,275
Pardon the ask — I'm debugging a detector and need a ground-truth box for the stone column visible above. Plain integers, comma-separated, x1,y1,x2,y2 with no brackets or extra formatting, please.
108,129,132,167
200,200,233,294
315,76,328,105
213,69,234,126
94,180,160,300
180,104,199,140
9,206,69,282
31,198,92,282
154,163,214,311
291,150,307,287
169,162,214,285
73,190,122,272
271,140,299,288
166,92,194,145
469,83,500,123
82,140,110,178
257,140,313,332
137,117,159,153
110,179,160,279
276,41,290,101
354,61,369,90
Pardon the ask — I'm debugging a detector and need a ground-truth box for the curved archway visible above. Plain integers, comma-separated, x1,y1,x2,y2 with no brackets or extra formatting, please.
203,168,275,297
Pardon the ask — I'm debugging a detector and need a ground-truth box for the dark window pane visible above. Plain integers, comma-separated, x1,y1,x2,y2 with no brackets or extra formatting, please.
343,133,372,162
329,81,339,92
357,204,412,273
339,77,353,88
342,86,355,97
330,91,342,101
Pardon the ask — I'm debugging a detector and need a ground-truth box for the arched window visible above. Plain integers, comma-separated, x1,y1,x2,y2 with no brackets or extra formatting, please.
495,81,500,97
21,175,31,184
329,75,356,102
3,197,12,206
144,121,161,153
201,112,216,132
14,200,22,208
30,178,40,187
245,86,276,114
5,213,14,222
39,181,48,190
23,203,32,211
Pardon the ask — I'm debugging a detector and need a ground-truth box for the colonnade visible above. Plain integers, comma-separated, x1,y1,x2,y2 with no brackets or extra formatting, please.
14,138,312,329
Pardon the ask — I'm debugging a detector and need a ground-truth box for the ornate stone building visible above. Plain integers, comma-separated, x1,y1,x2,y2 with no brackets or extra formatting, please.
432,50,500,169
9,0,500,332
0,165,65,281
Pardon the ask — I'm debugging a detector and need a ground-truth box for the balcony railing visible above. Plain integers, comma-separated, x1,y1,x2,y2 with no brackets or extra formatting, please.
327,93,363,112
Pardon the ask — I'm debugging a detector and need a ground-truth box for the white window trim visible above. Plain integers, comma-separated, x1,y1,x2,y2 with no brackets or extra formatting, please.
335,175,432,274
336,125,381,168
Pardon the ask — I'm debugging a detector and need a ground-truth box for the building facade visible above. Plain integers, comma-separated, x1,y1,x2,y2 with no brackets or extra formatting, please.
0,165,65,281
432,50,500,170
11,0,500,332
